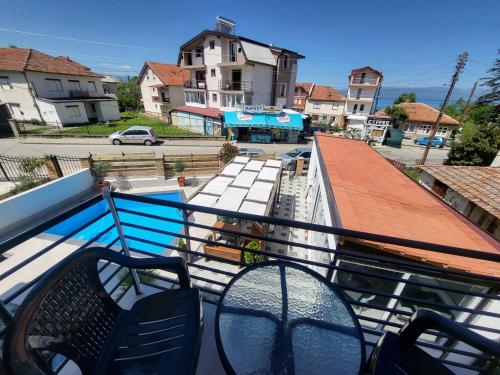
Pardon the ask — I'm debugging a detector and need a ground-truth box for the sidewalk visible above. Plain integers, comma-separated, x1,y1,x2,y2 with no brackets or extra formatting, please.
19,137,225,147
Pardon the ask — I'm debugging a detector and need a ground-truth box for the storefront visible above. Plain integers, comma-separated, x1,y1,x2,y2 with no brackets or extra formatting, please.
223,110,303,143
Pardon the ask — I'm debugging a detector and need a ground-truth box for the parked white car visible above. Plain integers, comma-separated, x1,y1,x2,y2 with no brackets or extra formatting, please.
109,126,159,146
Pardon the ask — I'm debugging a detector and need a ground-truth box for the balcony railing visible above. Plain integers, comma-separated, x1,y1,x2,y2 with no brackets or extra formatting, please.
151,96,170,103
219,80,253,92
184,80,207,89
351,77,378,85
0,189,498,374
70,90,90,98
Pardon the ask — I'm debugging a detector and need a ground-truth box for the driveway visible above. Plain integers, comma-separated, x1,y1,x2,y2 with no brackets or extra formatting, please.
374,144,449,165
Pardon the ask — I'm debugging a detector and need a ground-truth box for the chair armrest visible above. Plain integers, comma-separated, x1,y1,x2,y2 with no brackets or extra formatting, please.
86,247,191,289
400,310,500,357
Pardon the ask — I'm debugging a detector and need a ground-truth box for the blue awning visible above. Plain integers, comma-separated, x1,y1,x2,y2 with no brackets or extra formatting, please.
223,111,303,130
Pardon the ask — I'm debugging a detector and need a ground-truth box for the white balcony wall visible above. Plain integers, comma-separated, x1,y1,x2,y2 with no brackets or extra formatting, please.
0,71,42,121
251,64,274,106
26,71,105,99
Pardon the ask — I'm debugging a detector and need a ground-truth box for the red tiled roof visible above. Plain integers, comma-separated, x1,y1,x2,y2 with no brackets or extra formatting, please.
374,102,459,126
145,62,189,86
172,106,221,118
315,133,500,277
295,82,313,93
350,66,383,78
309,85,344,102
0,47,101,77
419,165,500,219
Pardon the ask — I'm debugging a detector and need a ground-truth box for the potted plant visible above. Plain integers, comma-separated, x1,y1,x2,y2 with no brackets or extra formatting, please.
243,240,262,264
91,161,111,190
174,160,186,187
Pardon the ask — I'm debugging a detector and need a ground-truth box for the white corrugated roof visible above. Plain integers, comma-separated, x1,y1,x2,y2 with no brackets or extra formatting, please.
215,195,244,211
239,200,267,216
221,163,245,177
202,176,233,195
265,160,282,168
240,40,277,66
246,185,272,202
245,160,265,172
224,186,249,199
257,167,279,181
188,193,218,207
233,156,250,164
232,171,258,188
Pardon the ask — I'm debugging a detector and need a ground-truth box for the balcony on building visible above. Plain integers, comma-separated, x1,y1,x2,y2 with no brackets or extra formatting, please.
350,76,380,86
151,95,170,104
184,79,207,90
218,80,253,93
180,50,206,69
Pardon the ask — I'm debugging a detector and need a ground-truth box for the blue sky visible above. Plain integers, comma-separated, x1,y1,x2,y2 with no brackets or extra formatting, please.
1,0,498,91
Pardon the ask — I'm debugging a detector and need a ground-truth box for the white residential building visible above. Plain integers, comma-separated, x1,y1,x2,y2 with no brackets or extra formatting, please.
344,66,383,128
302,84,345,126
137,62,189,118
177,17,304,112
0,47,120,125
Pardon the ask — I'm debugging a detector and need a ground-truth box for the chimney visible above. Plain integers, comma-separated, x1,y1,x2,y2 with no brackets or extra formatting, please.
215,16,236,35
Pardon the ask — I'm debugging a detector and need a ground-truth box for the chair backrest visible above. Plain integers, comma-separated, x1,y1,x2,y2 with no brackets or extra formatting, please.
3,250,122,375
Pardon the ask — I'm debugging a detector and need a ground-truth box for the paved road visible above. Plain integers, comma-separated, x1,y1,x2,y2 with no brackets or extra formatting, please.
0,137,449,165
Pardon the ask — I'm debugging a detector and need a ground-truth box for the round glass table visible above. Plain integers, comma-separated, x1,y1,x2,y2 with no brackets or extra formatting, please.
215,261,365,375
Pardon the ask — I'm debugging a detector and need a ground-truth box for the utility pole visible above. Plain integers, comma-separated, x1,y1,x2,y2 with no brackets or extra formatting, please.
419,52,468,165
458,81,477,126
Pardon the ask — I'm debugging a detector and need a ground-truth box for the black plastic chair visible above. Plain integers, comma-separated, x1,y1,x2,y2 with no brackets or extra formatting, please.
368,309,500,374
3,247,203,375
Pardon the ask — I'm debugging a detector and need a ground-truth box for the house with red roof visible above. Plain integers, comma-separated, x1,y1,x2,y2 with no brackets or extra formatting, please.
0,47,120,125
306,133,499,335
137,62,190,119
303,84,345,127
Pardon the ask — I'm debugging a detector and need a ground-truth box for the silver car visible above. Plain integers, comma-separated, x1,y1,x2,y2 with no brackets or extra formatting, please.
276,147,312,170
109,126,159,146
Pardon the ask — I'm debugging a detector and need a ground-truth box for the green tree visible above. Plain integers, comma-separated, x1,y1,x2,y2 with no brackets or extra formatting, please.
394,92,417,104
477,50,499,104
116,78,142,111
385,105,408,128
448,124,500,166
243,240,262,264
445,98,466,120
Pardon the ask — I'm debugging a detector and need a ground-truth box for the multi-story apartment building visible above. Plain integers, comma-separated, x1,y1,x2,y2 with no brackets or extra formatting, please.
137,62,189,118
303,84,345,127
291,82,312,113
344,66,383,128
177,17,304,111
0,47,120,125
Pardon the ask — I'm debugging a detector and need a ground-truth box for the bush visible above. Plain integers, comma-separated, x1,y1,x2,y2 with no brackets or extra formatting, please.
20,157,45,174
403,168,422,182
243,240,262,264
218,142,239,164
10,175,38,195
448,124,500,166
174,160,186,176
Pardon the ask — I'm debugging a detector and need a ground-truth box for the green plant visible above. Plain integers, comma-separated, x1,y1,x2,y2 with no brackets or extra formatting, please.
218,142,239,164
10,175,38,195
385,105,409,128
243,240,262,264
178,238,187,250
174,160,186,176
90,161,111,182
448,123,500,166
394,92,417,104
117,269,158,297
116,78,142,111
20,157,45,174
403,168,422,182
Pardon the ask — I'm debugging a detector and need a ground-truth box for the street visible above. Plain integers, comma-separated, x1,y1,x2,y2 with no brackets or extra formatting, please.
0,137,449,165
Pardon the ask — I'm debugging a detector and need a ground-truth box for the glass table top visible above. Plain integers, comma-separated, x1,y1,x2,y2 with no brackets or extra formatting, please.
216,261,364,375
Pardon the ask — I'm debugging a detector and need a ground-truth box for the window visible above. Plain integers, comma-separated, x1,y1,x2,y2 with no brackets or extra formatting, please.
229,42,237,62
283,54,289,69
353,104,358,114
9,104,23,116
212,93,217,102
436,127,448,136
360,72,366,83
87,81,97,92
221,93,244,108
359,104,365,112
418,124,432,134
0,76,12,89
66,105,81,118
68,80,81,91
355,88,362,99
279,83,287,97
332,103,338,110
91,103,96,112
195,48,203,58
184,91,206,105
209,40,215,50
211,69,216,78
403,124,416,133
313,102,320,110
45,78,63,92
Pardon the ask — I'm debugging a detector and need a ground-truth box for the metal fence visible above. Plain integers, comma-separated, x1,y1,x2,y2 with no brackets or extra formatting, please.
0,154,82,182
0,190,498,373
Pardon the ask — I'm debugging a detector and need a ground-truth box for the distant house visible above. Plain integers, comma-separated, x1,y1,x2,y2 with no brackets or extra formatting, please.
344,66,383,128
170,106,222,136
101,75,119,96
291,82,312,113
303,84,345,127
419,165,500,241
137,62,190,119
374,102,459,139
0,47,120,125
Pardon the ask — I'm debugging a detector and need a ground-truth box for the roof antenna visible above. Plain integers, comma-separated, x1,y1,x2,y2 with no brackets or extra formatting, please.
215,16,236,35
